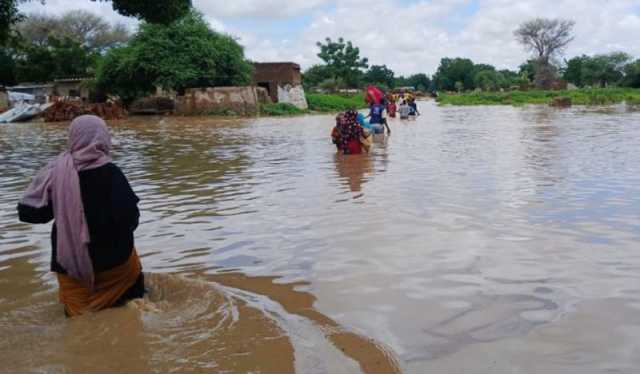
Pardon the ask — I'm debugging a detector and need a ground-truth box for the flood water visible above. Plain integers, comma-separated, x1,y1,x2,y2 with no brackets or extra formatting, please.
2,101,640,373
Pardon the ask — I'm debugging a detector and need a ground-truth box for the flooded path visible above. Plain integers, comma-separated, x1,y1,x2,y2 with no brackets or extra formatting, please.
2,102,640,373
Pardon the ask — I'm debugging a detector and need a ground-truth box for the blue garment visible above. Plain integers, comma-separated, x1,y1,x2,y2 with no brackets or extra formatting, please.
369,104,385,124
356,113,372,130
409,101,417,115
371,124,385,134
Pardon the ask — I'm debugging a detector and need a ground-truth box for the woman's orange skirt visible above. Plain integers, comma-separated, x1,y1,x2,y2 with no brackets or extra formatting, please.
57,249,142,317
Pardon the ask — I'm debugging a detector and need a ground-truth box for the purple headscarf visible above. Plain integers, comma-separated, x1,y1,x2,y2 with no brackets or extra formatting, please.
21,115,112,289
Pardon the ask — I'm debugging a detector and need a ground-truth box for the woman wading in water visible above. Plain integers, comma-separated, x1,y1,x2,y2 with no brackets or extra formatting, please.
18,115,144,317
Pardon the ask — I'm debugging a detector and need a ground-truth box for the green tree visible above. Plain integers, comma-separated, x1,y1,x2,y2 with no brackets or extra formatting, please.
302,64,333,89
498,69,520,89
406,73,431,91
17,10,130,53
473,69,506,91
563,55,588,87
518,60,536,82
316,37,368,88
96,10,252,104
0,47,17,85
364,64,395,88
0,0,22,45
433,57,475,91
581,52,631,87
623,59,640,88
13,36,98,82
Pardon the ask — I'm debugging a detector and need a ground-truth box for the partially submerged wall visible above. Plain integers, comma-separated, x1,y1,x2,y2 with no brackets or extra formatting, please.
277,84,308,110
175,86,269,116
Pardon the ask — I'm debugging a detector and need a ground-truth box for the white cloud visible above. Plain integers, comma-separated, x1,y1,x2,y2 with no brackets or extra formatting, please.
192,0,330,18
19,0,640,75
19,0,138,29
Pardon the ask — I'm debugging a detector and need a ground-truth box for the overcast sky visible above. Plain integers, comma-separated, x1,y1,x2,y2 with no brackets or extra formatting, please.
19,0,640,75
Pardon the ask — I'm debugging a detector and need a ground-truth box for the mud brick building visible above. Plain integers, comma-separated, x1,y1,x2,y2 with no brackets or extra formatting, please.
253,62,308,110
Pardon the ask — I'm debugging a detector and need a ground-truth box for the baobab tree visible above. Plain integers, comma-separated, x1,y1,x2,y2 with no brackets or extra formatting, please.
514,18,575,89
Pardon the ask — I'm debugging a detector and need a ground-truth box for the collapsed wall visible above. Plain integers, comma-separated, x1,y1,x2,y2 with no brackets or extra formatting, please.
175,86,270,116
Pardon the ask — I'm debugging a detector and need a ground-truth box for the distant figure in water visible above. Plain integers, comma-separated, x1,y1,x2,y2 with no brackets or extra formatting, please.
18,115,144,317
398,100,410,120
386,93,397,118
408,98,420,118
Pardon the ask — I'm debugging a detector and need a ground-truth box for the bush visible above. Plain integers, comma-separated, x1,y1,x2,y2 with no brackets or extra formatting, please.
96,10,252,105
437,88,640,106
306,93,365,112
260,103,305,116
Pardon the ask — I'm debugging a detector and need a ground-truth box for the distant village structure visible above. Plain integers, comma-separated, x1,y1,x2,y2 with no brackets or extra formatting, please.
253,62,308,110
2,62,310,118
54,78,91,100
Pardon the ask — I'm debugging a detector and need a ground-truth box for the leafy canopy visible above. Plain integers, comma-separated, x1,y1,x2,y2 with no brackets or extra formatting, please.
96,10,252,104
364,64,395,89
16,10,129,53
1,0,190,45
316,37,369,88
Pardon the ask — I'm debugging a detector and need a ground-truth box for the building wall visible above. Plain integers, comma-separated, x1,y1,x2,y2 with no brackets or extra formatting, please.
253,63,302,85
252,63,307,109
0,91,8,112
175,86,270,116
55,82,90,99
277,84,308,110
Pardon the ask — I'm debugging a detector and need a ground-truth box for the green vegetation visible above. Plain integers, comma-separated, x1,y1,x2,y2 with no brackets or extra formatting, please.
437,88,640,106
96,10,252,104
306,93,365,112
260,103,306,116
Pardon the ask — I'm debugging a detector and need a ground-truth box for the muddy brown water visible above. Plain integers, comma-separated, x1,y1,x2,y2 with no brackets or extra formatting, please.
2,101,640,373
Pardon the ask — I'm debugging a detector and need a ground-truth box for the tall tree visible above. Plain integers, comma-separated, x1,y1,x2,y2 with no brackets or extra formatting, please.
432,57,475,91
17,10,129,52
316,37,368,88
1,0,190,45
581,52,630,87
514,18,575,89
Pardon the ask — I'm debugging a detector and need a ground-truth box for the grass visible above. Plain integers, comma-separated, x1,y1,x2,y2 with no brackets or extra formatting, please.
260,102,306,116
305,93,366,112
436,88,640,106
259,93,366,116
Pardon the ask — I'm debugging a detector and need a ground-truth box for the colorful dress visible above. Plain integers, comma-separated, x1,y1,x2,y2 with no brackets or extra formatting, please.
332,110,364,155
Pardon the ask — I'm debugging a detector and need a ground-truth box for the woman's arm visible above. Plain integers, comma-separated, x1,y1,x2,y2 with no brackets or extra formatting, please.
111,166,140,232
17,202,54,224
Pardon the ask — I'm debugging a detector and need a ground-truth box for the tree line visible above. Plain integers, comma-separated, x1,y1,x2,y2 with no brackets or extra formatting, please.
305,18,640,92
2,9,640,106
0,9,253,105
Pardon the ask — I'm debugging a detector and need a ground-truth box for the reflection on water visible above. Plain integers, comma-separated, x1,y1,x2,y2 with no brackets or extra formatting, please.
2,102,640,373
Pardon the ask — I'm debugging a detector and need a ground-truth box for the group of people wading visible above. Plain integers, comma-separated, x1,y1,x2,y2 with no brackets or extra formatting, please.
15,87,421,317
332,86,420,155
